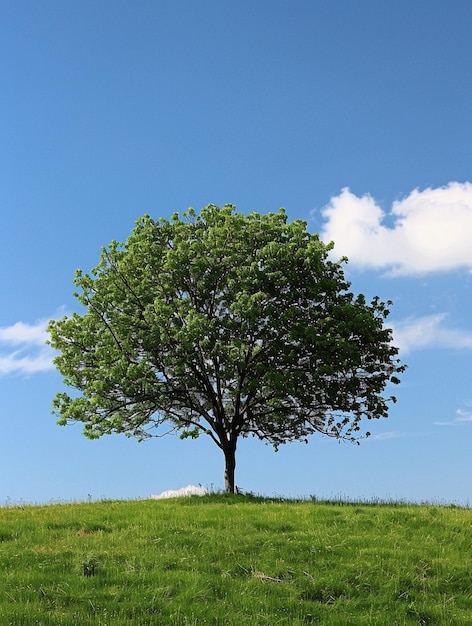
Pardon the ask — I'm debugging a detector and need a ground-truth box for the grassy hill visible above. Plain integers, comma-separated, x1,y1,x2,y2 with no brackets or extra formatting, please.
1,494,471,624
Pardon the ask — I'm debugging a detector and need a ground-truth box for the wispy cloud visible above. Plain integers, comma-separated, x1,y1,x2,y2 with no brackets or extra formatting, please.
455,409,472,423
434,408,472,427
0,318,56,376
371,431,404,441
391,313,472,354
0,320,49,346
318,181,472,275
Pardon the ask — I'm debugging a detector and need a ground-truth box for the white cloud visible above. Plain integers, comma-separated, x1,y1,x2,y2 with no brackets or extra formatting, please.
0,320,49,346
455,409,472,422
434,408,472,427
319,181,472,274
0,318,56,376
391,313,472,354
0,351,55,375
371,431,404,441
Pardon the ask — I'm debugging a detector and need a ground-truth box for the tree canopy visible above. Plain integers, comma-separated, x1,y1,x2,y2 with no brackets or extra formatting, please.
48,204,405,492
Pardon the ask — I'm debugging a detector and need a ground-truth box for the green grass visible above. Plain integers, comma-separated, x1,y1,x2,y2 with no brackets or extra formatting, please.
1,494,472,624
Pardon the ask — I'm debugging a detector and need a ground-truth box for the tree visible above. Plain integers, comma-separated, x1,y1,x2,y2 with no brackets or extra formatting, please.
48,204,405,493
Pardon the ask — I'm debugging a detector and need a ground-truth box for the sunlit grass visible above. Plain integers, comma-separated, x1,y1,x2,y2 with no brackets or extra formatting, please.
1,494,471,624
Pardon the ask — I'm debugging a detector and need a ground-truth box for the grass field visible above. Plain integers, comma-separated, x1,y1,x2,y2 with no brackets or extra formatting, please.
1,494,471,625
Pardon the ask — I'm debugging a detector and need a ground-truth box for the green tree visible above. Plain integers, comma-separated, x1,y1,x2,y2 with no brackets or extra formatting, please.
48,205,405,493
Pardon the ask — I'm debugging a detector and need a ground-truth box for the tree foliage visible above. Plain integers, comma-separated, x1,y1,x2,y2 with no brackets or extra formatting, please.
48,205,405,492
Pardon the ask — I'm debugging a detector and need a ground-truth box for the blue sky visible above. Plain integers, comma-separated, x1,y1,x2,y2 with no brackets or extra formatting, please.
1,1,472,505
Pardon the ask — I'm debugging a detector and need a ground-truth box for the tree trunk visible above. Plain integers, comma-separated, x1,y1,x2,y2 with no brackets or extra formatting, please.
223,442,237,493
